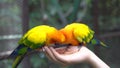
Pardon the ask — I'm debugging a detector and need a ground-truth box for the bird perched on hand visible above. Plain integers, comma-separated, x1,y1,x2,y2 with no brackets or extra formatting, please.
10,25,65,68
59,23,107,46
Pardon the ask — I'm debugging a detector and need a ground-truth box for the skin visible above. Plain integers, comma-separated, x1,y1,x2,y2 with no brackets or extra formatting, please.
43,46,110,68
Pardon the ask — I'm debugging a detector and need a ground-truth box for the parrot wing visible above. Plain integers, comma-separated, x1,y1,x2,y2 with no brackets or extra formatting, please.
66,23,94,45
11,25,64,68
11,25,55,68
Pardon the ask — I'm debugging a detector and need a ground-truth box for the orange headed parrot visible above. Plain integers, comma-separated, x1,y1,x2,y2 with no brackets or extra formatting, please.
59,23,107,47
10,25,65,68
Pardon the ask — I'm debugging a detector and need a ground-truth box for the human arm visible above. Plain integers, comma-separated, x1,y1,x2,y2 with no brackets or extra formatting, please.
43,46,110,68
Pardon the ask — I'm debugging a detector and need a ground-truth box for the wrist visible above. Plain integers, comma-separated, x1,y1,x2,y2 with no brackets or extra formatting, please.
87,51,110,68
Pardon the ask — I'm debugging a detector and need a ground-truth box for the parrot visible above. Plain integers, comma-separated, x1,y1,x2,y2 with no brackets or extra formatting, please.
59,23,107,47
9,25,65,68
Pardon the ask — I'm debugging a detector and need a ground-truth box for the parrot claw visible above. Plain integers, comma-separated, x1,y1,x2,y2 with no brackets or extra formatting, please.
77,46,82,51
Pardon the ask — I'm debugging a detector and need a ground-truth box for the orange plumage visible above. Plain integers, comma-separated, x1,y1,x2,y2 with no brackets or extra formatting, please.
59,28,79,46
46,30,65,45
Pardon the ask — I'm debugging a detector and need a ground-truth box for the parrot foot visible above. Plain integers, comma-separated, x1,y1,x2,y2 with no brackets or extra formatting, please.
77,46,82,51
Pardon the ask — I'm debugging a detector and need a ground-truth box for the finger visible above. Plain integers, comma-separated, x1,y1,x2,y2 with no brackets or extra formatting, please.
42,47,53,61
49,47,71,64
43,46,57,61
50,46,88,64
50,46,85,64
43,46,67,65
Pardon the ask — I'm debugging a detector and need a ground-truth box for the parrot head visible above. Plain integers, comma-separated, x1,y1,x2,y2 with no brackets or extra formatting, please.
59,26,80,46
48,30,66,44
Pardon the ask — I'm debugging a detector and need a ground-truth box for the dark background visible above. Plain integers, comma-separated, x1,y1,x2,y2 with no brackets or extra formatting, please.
0,0,120,68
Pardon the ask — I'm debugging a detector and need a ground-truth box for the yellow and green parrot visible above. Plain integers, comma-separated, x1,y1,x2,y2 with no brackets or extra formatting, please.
59,23,107,46
10,25,65,68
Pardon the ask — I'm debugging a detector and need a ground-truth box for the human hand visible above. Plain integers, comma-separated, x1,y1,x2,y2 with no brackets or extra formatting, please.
43,46,92,65
43,46,110,68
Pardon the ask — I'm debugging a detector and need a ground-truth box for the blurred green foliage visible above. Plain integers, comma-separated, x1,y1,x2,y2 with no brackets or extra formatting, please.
0,0,120,68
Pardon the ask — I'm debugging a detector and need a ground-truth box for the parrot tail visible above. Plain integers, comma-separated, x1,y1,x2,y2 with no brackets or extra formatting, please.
9,44,32,68
99,41,108,47
90,38,108,47
12,54,25,68
9,44,32,58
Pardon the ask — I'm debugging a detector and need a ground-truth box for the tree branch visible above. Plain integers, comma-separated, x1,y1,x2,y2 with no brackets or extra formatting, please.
0,50,12,60
0,50,39,60
0,44,69,60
